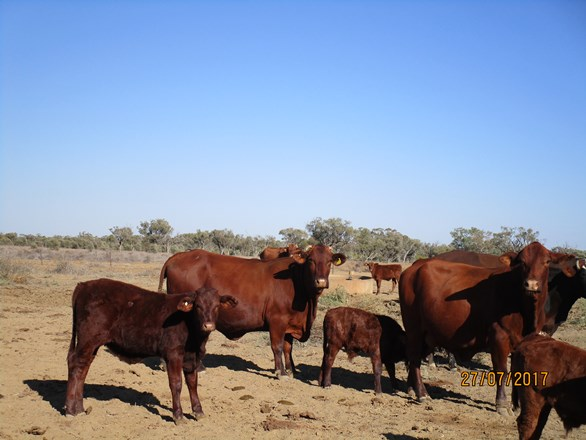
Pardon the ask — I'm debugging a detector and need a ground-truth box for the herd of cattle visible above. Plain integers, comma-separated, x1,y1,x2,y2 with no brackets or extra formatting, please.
63,242,586,439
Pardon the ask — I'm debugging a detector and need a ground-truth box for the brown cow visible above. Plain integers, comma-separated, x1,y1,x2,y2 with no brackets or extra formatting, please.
435,251,586,336
399,242,577,414
259,244,301,261
158,244,346,377
318,307,406,394
512,334,586,439
426,251,585,369
365,262,402,294
65,279,237,423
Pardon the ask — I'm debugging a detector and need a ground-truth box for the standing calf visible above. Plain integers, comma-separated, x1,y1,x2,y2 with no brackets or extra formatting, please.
319,307,406,394
365,262,402,294
512,333,586,439
65,278,237,423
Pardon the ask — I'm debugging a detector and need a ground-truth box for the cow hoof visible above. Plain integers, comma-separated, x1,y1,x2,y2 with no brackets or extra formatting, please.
417,396,432,403
193,411,205,421
173,416,188,425
278,374,290,381
496,405,513,417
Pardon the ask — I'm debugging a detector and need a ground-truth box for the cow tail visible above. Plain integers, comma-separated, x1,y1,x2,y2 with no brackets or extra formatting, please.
157,260,168,293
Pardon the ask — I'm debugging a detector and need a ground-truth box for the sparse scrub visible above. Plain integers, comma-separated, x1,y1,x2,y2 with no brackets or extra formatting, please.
0,259,31,284
52,260,76,274
318,286,348,311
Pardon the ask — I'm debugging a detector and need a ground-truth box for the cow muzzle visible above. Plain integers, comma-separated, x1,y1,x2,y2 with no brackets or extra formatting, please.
315,278,328,289
523,279,540,293
202,323,216,332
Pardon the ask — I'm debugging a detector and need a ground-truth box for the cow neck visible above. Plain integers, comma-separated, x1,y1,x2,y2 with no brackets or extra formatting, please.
289,261,322,342
506,263,547,336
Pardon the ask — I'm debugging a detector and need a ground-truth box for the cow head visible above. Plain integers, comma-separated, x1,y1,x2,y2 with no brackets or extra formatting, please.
500,242,577,333
287,243,302,257
365,262,374,272
291,244,346,290
177,287,238,333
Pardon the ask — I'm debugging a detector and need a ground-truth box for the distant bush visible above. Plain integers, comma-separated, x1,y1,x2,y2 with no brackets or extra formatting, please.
52,260,76,274
0,259,31,284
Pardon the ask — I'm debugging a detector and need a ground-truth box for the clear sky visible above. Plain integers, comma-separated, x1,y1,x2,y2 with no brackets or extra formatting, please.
1,0,585,249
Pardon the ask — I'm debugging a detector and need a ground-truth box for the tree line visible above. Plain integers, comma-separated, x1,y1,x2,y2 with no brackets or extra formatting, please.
0,218,583,262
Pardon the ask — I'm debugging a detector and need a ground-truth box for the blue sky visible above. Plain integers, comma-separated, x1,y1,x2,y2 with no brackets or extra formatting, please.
1,1,585,249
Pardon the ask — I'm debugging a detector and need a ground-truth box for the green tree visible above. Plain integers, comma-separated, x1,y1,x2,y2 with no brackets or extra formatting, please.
138,219,174,252
109,226,134,251
209,229,236,255
490,226,540,253
278,228,310,248
450,227,492,252
305,217,354,251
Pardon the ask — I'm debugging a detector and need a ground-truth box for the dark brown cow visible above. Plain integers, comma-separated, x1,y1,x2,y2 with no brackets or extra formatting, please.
65,279,237,423
318,307,406,394
512,334,586,439
542,258,586,334
399,242,577,414
365,262,402,294
259,244,301,261
158,244,346,377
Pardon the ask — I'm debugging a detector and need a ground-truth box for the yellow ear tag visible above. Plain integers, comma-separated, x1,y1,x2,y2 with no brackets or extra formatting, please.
335,258,342,266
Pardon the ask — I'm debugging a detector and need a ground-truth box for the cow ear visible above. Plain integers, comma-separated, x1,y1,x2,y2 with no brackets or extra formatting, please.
332,253,346,266
220,295,238,309
550,253,578,277
291,253,306,264
177,297,194,312
498,252,517,267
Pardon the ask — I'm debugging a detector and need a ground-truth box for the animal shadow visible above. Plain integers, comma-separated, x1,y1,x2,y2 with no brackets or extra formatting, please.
24,379,174,422
203,353,275,379
296,363,405,395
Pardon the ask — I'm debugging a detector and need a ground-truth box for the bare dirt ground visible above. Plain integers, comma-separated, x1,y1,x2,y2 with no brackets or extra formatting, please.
0,247,584,440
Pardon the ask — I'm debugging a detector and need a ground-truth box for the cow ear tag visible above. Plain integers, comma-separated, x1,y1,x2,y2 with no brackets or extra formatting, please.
178,298,193,312
335,258,342,266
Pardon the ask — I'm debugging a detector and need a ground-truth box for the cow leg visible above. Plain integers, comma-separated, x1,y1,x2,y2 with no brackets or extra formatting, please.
283,334,296,376
490,330,512,416
183,352,204,421
371,350,383,394
447,352,457,370
166,356,186,423
425,352,437,369
517,389,550,440
65,342,99,416
375,280,381,295
406,338,430,401
269,327,288,377
383,360,398,391
319,343,340,388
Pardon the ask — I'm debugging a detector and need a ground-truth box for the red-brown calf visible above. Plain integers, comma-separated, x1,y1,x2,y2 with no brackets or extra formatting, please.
318,307,406,394
365,262,402,294
512,334,586,440
65,278,237,423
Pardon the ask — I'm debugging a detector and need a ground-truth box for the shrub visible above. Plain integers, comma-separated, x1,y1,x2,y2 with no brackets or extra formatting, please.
0,259,31,284
318,286,348,310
